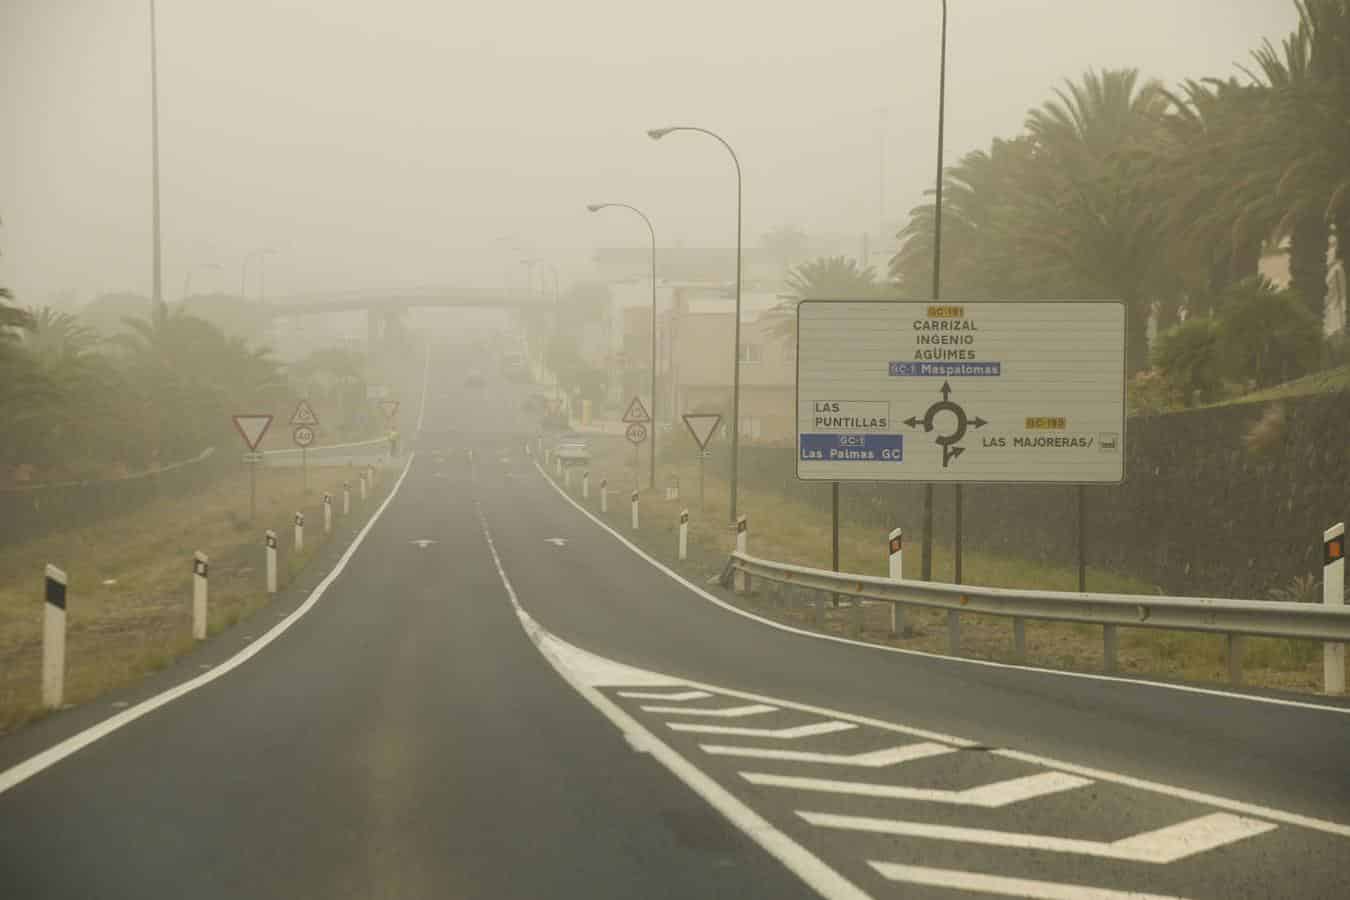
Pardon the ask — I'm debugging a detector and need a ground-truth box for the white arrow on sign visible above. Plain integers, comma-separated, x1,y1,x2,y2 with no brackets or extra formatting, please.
410,539,437,548
682,413,722,450
544,538,568,547
232,414,274,451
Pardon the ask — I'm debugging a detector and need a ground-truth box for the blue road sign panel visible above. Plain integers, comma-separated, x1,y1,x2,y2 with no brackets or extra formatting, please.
799,433,904,463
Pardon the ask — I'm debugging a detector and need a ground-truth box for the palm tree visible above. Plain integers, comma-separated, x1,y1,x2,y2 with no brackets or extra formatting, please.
767,256,888,343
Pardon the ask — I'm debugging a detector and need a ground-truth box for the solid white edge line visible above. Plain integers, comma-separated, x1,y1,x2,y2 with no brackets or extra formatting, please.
536,462,1350,717
868,862,1187,900
0,453,418,797
474,504,875,900
534,462,1350,840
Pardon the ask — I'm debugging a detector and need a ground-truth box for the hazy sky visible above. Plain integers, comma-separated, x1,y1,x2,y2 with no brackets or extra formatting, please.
1,1,1297,304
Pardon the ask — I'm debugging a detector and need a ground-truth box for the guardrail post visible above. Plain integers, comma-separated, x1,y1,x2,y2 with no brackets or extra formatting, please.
323,493,332,533
43,564,67,709
600,479,608,513
583,471,590,500
1012,618,1026,662
1325,522,1345,695
1227,634,1243,686
735,516,749,594
294,511,304,552
343,482,351,516
947,610,960,655
1103,624,1119,673
631,490,640,530
193,552,209,640
888,528,904,638
265,530,278,594
679,509,689,561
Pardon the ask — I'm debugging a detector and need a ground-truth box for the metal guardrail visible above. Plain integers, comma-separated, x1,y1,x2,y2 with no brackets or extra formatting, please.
724,551,1350,687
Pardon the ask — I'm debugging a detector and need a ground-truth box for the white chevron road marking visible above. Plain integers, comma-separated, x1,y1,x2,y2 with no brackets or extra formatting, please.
869,863,1187,899
668,720,857,739
742,771,1091,807
642,703,778,718
617,690,713,701
701,742,955,767
799,811,1276,863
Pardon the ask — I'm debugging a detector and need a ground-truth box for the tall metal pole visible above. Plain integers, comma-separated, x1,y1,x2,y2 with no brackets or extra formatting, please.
149,0,164,325
587,203,658,489
647,126,742,523
921,0,948,583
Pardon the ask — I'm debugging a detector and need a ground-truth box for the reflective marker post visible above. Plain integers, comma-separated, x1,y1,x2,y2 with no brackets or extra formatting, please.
631,490,640,531
1325,522,1346,695
734,516,749,594
583,471,590,500
265,530,278,594
323,493,332,533
343,482,351,516
600,479,608,514
294,511,304,553
192,552,209,640
43,564,67,709
888,528,904,638
678,509,689,561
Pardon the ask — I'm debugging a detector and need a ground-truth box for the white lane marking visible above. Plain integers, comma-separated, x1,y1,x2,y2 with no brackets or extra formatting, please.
618,690,713,701
742,771,1091,807
640,703,778,718
703,742,956,768
537,461,1350,840
474,506,874,900
537,461,1350,717
668,720,857,739
0,454,418,797
798,810,1276,863
869,863,1187,900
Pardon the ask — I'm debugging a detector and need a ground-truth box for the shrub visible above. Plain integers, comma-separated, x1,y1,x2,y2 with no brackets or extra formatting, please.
1150,317,1224,406
1215,277,1322,387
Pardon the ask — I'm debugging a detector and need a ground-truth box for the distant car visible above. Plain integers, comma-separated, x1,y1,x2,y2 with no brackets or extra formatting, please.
465,369,485,388
552,433,591,465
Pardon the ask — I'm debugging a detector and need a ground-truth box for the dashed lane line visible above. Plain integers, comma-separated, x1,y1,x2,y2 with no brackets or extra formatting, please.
667,720,857,739
798,810,1277,864
640,703,778,718
741,770,1092,808
869,863,1187,900
700,742,956,768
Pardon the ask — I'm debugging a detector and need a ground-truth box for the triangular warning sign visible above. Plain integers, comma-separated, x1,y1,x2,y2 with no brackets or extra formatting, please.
289,399,319,426
378,399,400,420
682,413,721,449
622,396,651,423
232,414,274,451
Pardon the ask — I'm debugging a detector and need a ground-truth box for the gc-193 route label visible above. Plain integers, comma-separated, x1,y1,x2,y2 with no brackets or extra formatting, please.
795,300,1125,483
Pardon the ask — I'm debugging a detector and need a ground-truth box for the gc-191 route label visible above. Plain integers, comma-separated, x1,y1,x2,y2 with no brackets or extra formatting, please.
795,300,1125,483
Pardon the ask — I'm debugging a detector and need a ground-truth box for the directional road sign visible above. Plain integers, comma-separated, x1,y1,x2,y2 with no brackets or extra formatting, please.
795,300,1125,483
378,399,400,421
232,414,273,452
289,399,319,427
682,413,722,450
625,423,648,445
622,397,651,424
293,425,316,448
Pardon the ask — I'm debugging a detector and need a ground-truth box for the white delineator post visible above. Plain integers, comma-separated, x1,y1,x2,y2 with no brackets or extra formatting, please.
1325,522,1346,695
323,493,333,533
888,528,904,638
600,479,608,514
265,530,278,594
555,456,563,476
42,564,67,709
294,511,305,552
734,515,749,594
679,509,689,561
582,471,590,500
192,552,209,640
631,490,640,530
343,482,351,516
359,470,368,501
564,466,572,489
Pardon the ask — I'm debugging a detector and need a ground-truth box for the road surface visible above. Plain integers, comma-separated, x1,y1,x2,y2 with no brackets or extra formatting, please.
2,342,1348,899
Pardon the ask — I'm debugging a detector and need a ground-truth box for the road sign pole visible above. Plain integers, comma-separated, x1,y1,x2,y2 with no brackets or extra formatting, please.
302,446,308,493
954,484,964,585
249,463,257,522
1077,485,1088,593
832,482,841,612
699,455,706,511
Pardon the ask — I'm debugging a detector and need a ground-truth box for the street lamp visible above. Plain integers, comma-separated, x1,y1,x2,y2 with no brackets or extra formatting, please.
181,262,221,300
240,248,277,301
922,0,950,583
588,202,657,490
648,125,742,522
148,0,164,325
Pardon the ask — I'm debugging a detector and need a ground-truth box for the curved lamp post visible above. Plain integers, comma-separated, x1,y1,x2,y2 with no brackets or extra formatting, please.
588,202,657,490
647,125,742,522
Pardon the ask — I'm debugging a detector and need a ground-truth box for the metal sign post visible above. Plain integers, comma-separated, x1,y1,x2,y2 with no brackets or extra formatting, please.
625,422,648,490
623,397,652,488
682,413,721,513
290,402,319,494
232,414,274,521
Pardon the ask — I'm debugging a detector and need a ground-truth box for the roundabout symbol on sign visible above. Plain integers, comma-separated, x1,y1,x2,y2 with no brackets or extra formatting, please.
293,425,316,448
902,381,987,468
625,423,648,445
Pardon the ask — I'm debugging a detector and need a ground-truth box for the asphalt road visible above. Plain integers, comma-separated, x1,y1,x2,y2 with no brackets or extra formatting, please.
2,341,1348,899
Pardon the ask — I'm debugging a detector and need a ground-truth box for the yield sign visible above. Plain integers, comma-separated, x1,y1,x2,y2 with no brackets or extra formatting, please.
622,396,651,423
682,413,722,449
378,399,400,420
232,414,273,451
289,399,319,426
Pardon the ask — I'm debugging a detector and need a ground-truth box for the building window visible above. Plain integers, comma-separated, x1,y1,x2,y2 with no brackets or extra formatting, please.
738,343,763,363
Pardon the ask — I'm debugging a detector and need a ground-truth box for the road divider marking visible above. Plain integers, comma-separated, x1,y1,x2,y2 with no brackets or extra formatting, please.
868,863,1186,900
702,741,956,768
618,690,713,701
640,703,777,718
741,770,1091,807
668,720,856,739
798,810,1276,863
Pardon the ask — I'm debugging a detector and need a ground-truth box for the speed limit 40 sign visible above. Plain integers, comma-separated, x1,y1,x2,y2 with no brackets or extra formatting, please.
625,423,648,445
293,425,316,448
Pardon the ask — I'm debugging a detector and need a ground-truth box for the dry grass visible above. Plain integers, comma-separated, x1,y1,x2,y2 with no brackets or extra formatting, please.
566,439,1338,695
0,461,394,733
